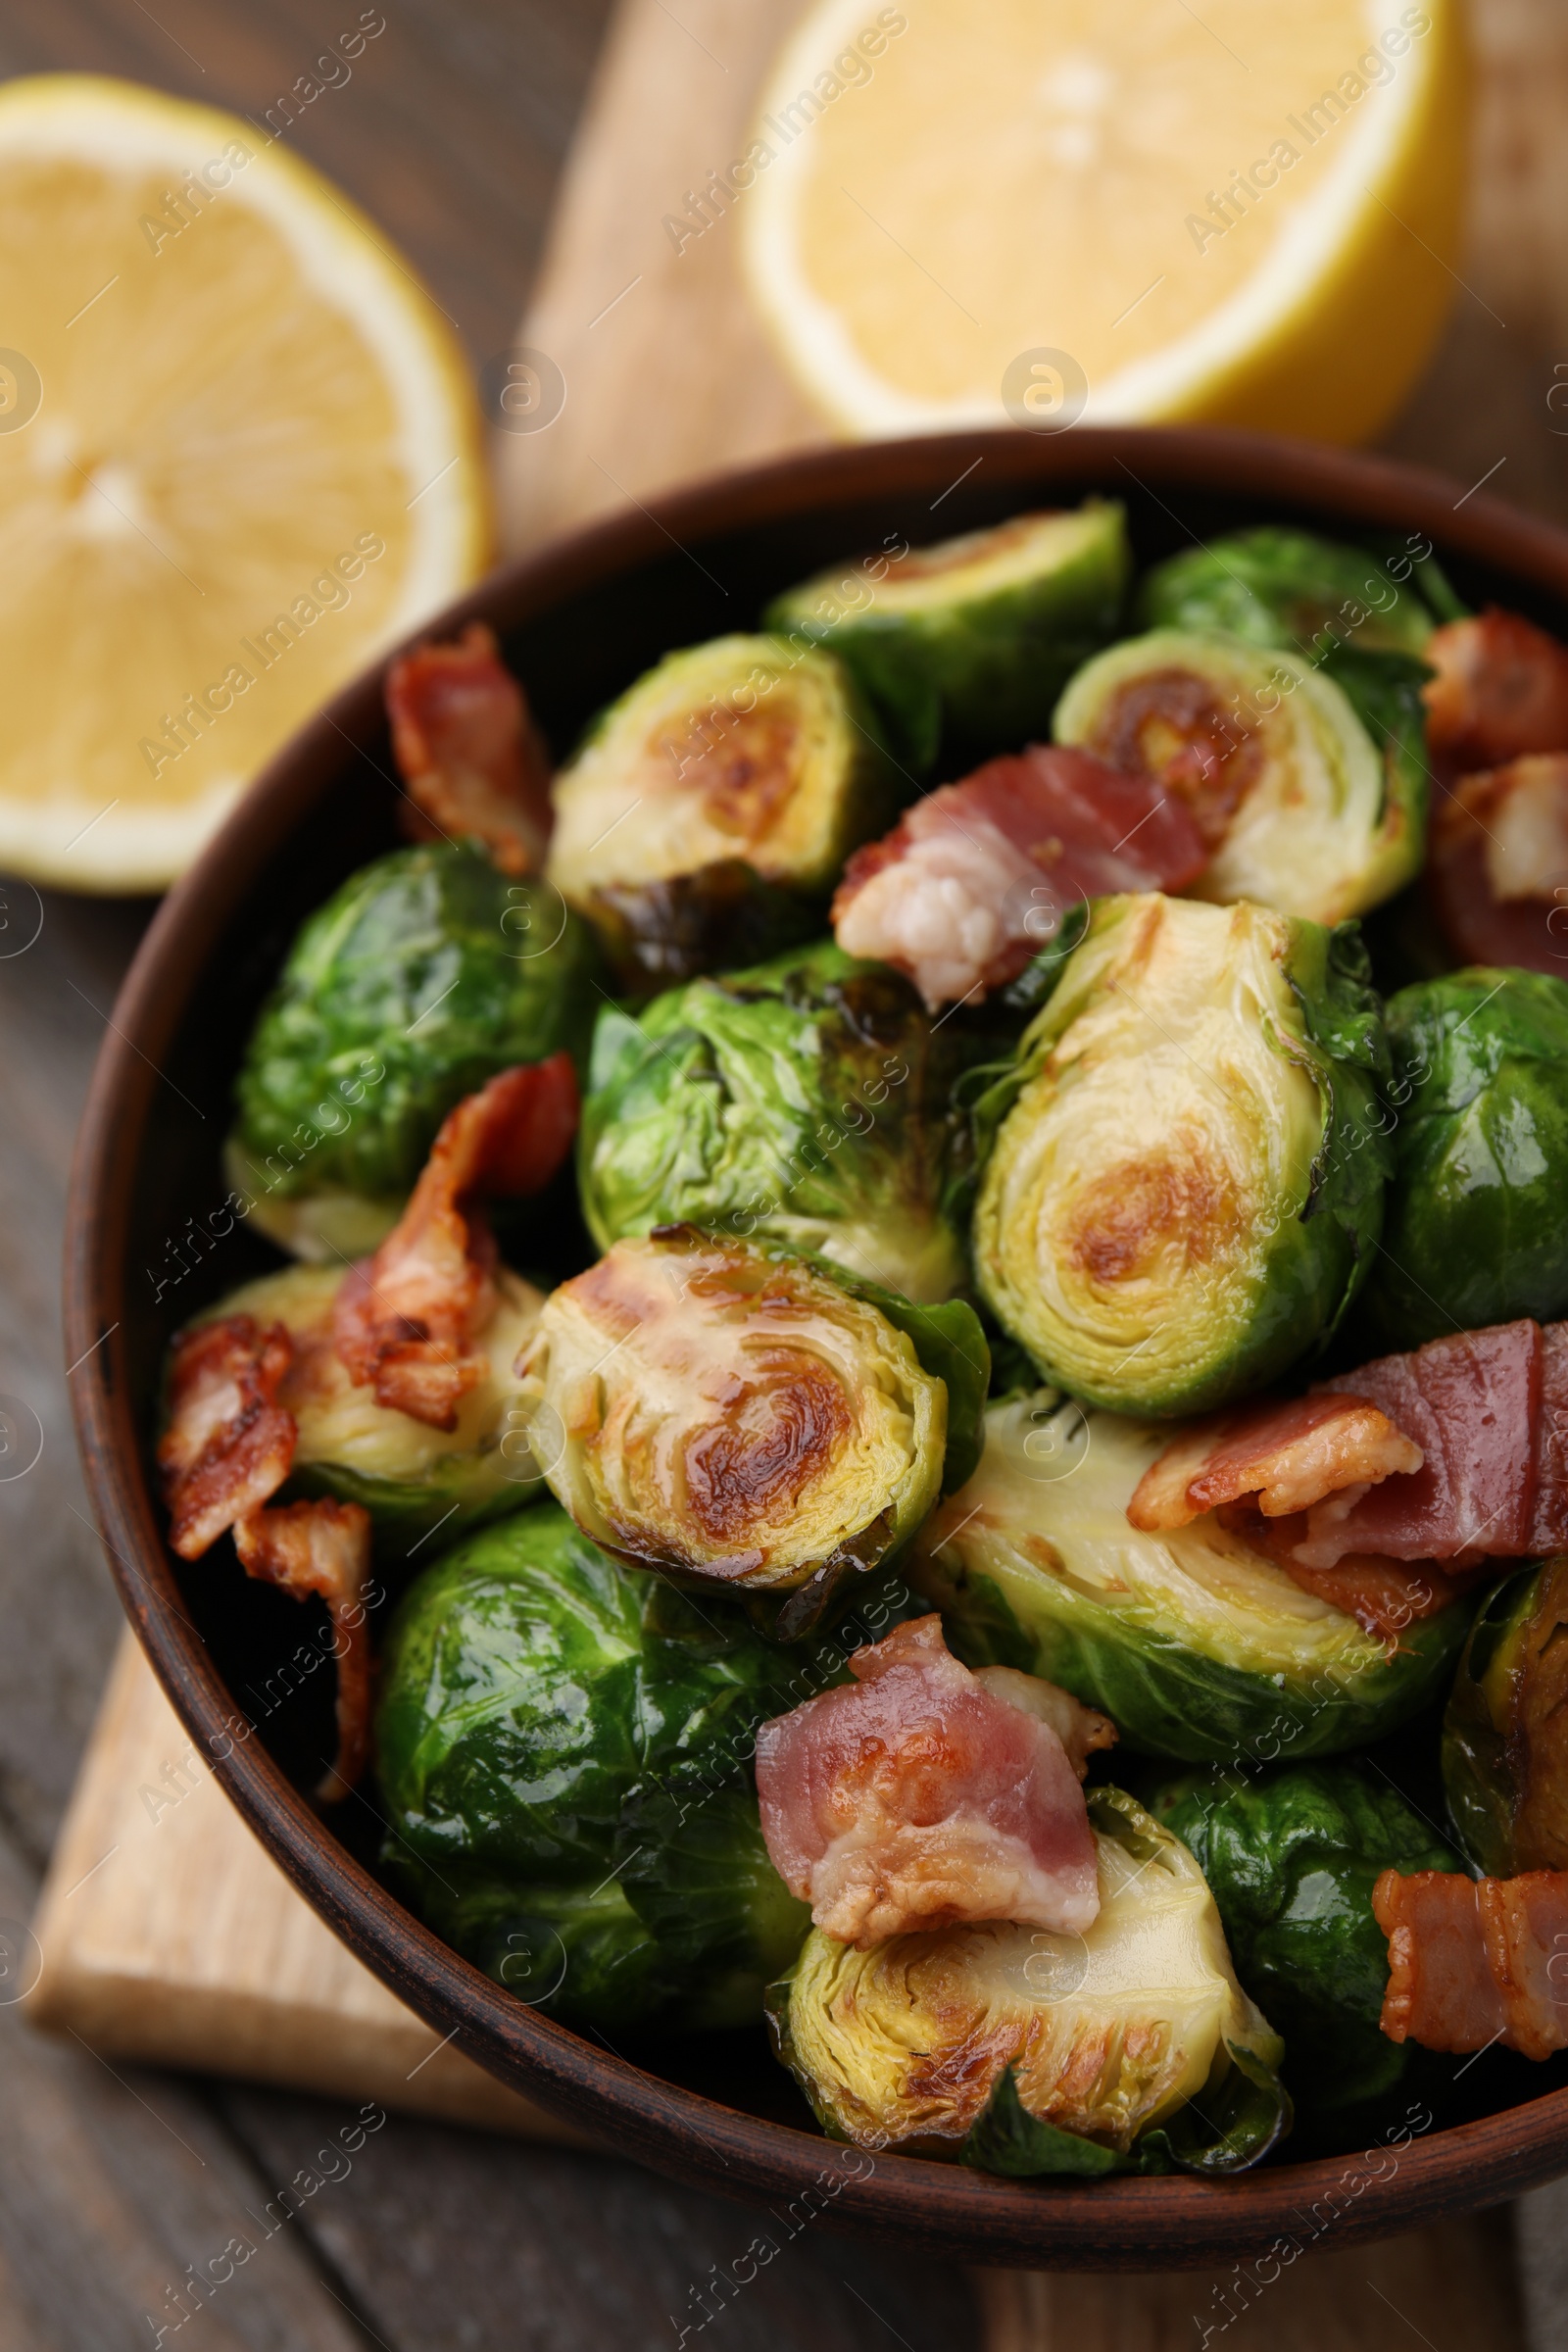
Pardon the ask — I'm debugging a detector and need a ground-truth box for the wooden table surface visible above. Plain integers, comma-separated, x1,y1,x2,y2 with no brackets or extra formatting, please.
0,0,1563,2345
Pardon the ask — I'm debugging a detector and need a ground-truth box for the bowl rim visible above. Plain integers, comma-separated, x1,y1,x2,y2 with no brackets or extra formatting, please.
64,421,1568,2269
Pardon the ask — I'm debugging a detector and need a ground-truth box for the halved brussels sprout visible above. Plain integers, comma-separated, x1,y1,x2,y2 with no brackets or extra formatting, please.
376,1501,814,2031
1150,1760,1458,2131
971,894,1391,1417
765,502,1129,770
1054,628,1424,924
1443,1559,1568,1877
207,1262,547,1539
546,635,897,922
1357,970,1568,1350
1136,528,1437,660
911,1396,1471,1761
517,1231,979,1633
229,842,599,1258
768,1785,1288,2174
579,941,981,1304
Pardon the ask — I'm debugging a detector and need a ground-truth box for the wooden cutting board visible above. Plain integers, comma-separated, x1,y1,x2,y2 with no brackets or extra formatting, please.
26,0,1553,2333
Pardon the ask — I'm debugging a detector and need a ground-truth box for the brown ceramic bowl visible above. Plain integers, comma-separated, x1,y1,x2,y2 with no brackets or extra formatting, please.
66,426,1568,2269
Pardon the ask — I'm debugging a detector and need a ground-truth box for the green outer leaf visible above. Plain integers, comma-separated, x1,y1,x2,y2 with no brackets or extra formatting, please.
232,842,601,1203
1150,1761,1457,2121
1138,2042,1293,2177
1136,528,1437,658
917,1549,1472,1765
765,502,1130,770
970,896,1394,1417
1357,968,1568,1348
578,939,985,1305
1442,1564,1548,1876
375,1501,823,2030
960,2066,1138,2178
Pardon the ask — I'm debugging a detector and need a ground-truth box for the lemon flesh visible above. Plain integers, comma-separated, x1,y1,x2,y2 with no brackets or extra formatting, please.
742,0,1466,444
0,77,490,891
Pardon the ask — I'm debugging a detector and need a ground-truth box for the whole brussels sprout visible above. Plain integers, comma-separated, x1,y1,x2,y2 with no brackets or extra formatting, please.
517,1229,985,1637
1149,1760,1458,2127
546,634,897,916
579,941,981,1304
205,1263,546,1541
375,1501,823,2031
769,1786,1289,2175
765,502,1129,770
1356,969,1568,1349
1054,628,1424,925
911,1395,1471,1761
971,894,1392,1417
1136,527,1437,661
1443,1558,1568,1876
229,843,600,1258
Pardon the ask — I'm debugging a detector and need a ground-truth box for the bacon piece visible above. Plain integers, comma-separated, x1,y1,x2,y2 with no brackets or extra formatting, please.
755,1615,1113,1947
1423,610,1568,781
831,745,1207,1008
1278,1320,1544,1570
333,1056,578,1429
1532,1322,1568,1553
1127,1393,1422,1533
386,621,553,875
1427,756,1568,974
233,1499,373,1800
158,1316,296,1559
1224,1516,1472,1643
1373,1867,1568,2060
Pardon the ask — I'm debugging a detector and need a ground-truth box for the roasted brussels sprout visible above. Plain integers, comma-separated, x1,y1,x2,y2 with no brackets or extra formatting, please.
971,894,1392,1417
911,1395,1471,1761
1150,1760,1458,2126
546,635,897,927
1054,628,1424,924
768,1786,1288,2174
375,1502,814,2030
579,941,980,1304
765,503,1129,770
1443,1558,1568,1877
229,843,599,1258
582,860,820,998
1356,970,1568,1349
203,1262,547,1539
1137,528,1437,661
518,1229,984,1634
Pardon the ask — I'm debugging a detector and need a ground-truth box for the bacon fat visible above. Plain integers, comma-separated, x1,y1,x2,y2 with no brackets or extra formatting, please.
234,1498,374,1799
1374,1866,1568,2061
1128,1393,1422,1533
755,1615,1114,1947
158,1315,296,1558
386,621,554,875
333,1056,578,1429
831,745,1207,1008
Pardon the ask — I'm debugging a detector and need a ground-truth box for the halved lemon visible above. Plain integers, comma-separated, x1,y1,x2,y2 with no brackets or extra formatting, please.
742,0,1466,445
0,75,491,892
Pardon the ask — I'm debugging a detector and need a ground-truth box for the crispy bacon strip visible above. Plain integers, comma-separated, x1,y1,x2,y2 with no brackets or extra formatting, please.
158,1316,296,1559
831,745,1207,1008
1427,756,1568,974
386,622,553,875
333,1056,578,1428
1423,610,1568,781
1374,1866,1568,2060
1127,1393,1422,1533
756,1615,1114,1947
234,1499,373,1800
